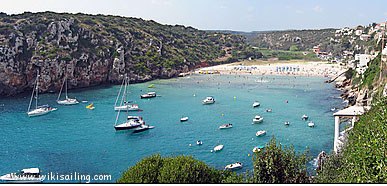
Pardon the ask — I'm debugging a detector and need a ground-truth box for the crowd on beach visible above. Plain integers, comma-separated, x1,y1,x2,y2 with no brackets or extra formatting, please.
196,61,347,78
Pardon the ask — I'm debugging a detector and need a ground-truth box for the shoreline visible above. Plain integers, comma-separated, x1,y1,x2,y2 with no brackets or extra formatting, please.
194,60,348,79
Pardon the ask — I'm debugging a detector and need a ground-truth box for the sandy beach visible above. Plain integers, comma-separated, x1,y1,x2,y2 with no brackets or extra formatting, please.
195,60,348,78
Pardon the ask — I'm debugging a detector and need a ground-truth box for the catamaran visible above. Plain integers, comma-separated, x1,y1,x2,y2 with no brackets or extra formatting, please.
27,72,57,117
56,74,79,105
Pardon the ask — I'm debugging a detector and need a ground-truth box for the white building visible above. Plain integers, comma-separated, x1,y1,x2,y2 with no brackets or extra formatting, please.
355,54,371,74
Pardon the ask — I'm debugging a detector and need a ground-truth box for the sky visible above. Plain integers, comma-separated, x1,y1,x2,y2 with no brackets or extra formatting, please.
1,0,387,32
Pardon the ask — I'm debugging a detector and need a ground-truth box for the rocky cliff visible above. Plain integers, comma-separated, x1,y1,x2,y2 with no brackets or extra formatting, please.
0,12,246,96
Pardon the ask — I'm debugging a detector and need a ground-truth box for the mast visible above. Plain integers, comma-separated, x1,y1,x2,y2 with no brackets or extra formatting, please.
35,72,39,109
27,73,38,112
114,77,125,107
57,75,65,101
65,74,68,99
114,76,128,126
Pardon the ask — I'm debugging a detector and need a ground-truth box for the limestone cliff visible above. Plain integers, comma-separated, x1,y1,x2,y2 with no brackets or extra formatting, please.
0,12,246,96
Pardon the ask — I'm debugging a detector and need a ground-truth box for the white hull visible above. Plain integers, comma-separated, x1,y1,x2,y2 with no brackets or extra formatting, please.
224,162,243,170
252,118,263,124
0,175,43,183
253,102,260,107
180,117,189,122
213,145,224,151
114,105,140,111
219,124,232,129
256,130,266,137
202,101,215,104
27,107,57,117
308,122,315,127
202,97,215,104
57,98,79,105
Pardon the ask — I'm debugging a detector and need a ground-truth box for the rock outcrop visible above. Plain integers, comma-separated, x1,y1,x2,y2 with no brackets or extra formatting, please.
0,12,245,96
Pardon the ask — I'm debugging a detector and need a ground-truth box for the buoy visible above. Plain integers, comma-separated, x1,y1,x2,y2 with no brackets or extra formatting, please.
234,96,236,100
210,150,213,153
221,113,224,116
193,94,196,97
189,144,192,146
248,154,250,156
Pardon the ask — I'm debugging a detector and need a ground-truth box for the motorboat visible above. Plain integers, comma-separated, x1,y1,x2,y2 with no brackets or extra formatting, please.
302,114,309,120
266,108,272,112
256,130,267,137
114,103,140,111
56,75,79,105
219,123,233,129
114,120,142,130
133,125,155,133
202,96,215,105
224,162,243,171
308,121,315,127
252,115,263,124
253,101,260,108
252,145,265,153
196,140,203,145
180,117,189,122
0,168,43,183
284,121,290,126
140,92,157,99
213,144,224,152
27,72,57,117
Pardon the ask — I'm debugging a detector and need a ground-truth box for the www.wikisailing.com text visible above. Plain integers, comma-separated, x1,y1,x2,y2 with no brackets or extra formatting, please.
41,172,112,183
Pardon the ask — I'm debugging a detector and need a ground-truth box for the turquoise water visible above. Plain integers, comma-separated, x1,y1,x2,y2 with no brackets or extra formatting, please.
0,74,344,183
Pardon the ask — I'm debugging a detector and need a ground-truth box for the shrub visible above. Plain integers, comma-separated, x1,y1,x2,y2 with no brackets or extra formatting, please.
252,137,311,183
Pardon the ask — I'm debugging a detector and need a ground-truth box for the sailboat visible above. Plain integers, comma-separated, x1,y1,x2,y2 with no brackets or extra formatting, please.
27,72,57,117
114,77,141,111
114,76,143,130
56,74,79,105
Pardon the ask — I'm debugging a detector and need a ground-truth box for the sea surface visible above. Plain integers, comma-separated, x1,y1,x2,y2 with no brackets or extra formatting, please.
0,74,344,183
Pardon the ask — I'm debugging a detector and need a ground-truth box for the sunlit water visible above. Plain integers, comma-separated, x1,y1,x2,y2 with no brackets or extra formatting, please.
0,74,344,183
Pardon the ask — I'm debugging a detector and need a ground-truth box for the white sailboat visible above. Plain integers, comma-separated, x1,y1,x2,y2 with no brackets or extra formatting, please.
114,76,142,130
27,72,57,117
114,77,141,111
56,74,79,105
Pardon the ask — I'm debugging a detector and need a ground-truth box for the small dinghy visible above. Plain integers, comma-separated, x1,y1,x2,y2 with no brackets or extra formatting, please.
252,101,260,108
196,140,203,145
213,144,224,152
284,121,290,126
224,162,243,171
256,130,267,137
219,123,233,129
308,121,315,127
266,108,272,112
133,125,155,133
252,115,263,124
302,114,309,120
180,116,189,122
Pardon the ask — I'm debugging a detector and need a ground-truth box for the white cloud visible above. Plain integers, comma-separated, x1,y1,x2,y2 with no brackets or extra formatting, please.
313,5,323,13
